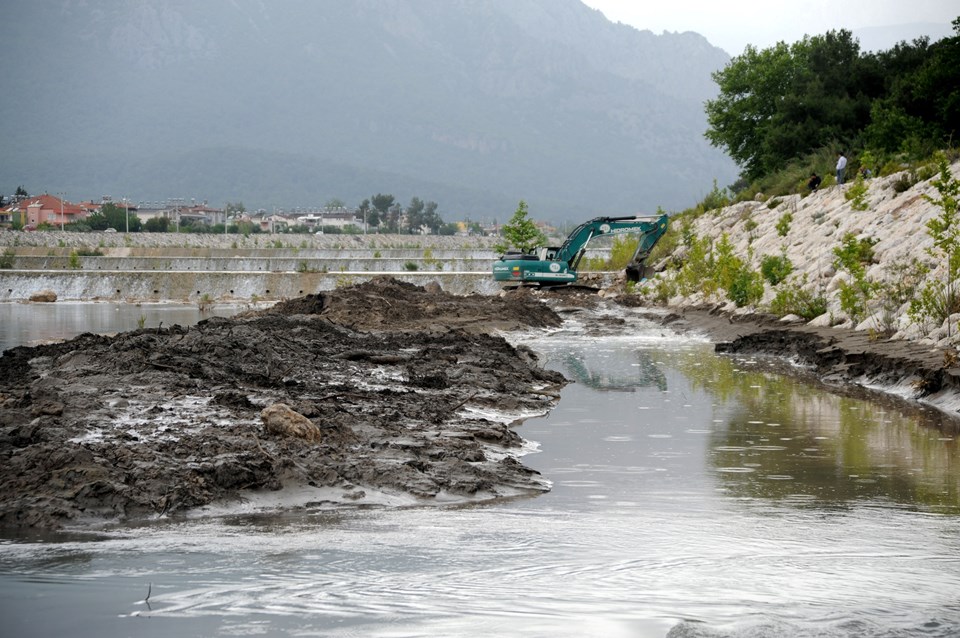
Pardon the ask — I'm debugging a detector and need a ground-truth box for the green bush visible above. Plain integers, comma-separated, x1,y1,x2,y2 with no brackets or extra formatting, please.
844,173,870,211
908,152,960,336
675,234,715,297
728,268,764,307
775,211,793,237
769,279,828,319
760,253,793,285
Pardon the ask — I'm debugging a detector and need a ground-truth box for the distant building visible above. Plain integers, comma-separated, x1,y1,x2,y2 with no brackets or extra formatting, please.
2,194,86,228
297,207,359,231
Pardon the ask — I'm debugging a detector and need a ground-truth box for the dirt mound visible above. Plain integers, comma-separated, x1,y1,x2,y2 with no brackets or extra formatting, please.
263,276,563,332
0,279,567,530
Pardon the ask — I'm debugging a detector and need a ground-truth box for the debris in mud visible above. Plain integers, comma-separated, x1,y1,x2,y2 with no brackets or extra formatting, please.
0,278,567,530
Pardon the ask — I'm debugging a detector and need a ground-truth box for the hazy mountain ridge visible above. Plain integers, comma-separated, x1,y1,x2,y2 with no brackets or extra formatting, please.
1,0,736,221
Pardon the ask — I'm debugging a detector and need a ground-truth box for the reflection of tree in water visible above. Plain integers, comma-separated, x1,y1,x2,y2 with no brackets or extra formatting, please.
561,349,667,392
671,352,960,511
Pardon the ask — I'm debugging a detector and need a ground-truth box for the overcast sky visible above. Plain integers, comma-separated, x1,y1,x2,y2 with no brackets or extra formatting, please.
581,0,957,55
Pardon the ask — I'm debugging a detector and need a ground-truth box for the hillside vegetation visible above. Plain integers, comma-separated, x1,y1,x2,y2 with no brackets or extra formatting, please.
705,19,959,189
632,20,960,348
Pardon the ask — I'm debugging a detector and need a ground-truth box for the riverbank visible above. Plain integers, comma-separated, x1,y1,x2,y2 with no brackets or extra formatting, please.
644,158,960,351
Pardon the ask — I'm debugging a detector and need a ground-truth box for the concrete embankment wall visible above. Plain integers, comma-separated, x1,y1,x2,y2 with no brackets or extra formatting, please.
0,270,502,301
8,255,489,272
0,230,616,301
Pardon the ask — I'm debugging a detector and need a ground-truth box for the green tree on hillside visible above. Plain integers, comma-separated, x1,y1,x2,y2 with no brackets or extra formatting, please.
705,30,870,180
865,19,960,156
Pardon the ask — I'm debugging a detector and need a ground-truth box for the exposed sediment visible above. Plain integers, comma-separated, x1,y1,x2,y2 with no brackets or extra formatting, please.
0,278,565,530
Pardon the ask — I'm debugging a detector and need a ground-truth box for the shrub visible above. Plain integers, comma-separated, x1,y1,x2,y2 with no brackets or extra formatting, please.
760,252,793,286
908,152,960,337
675,234,714,296
892,173,915,194
769,278,828,320
833,233,879,323
699,179,732,212
713,233,742,291
728,268,764,307
775,211,793,237
845,173,870,211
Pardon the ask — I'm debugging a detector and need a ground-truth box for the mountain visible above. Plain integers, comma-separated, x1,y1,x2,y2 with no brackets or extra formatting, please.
0,0,737,223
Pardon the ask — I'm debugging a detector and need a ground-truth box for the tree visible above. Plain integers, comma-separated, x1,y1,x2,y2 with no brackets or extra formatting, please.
384,202,402,233
404,197,425,233
356,198,379,229
144,216,170,232
14,186,28,202
705,31,868,180
370,193,395,231
865,21,960,155
423,201,442,234
371,193,394,216
498,200,546,253
95,202,142,232
439,222,459,236
224,201,246,215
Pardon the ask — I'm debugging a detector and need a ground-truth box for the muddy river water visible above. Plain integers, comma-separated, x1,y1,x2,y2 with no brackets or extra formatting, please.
2,308,960,637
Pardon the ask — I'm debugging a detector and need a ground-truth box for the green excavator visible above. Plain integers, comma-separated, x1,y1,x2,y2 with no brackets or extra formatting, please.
492,213,669,286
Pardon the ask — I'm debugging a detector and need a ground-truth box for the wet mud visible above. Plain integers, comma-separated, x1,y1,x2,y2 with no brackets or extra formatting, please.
0,278,565,530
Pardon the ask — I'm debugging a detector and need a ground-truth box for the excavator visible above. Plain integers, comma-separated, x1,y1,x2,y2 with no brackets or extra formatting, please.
492,213,669,286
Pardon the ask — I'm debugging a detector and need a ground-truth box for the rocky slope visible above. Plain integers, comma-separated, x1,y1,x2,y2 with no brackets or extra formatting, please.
652,159,960,349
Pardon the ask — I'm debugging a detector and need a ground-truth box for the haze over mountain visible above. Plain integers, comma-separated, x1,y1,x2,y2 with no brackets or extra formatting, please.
0,0,738,223
851,22,955,53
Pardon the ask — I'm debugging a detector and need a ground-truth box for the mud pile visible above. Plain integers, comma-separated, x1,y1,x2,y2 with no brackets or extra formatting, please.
259,276,563,333
0,278,566,530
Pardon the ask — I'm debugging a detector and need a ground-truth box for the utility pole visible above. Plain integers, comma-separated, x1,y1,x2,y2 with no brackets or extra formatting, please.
58,192,64,231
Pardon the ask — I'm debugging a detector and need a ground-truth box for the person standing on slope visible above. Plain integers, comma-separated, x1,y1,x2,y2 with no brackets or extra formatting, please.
836,152,848,185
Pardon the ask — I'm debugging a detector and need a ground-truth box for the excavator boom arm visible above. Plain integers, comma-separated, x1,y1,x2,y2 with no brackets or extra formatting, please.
493,213,669,285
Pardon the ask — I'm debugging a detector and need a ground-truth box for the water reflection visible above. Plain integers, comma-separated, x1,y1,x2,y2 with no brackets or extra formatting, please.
561,348,667,391
671,351,960,511
0,302,248,353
